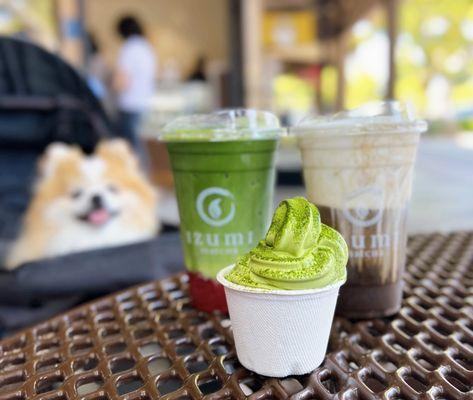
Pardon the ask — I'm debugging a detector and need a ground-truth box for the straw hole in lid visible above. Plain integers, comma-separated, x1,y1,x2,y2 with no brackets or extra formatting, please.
157,375,183,395
133,327,154,340
238,376,263,395
0,372,25,393
116,375,144,395
402,372,429,393
70,340,93,355
110,357,135,374
0,355,26,372
73,355,99,373
320,371,341,394
36,356,63,373
138,342,161,357
197,374,223,395
148,356,171,375
35,375,64,394
76,376,104,396
443,371,471,393
452,353,473,371
105,341,127,355
373,352,398,373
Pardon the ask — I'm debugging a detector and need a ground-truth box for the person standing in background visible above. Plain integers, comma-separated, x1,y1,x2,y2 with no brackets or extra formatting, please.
113,16,156,148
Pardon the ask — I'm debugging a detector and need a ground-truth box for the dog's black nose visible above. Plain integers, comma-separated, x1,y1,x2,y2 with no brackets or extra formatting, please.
91,194,103,209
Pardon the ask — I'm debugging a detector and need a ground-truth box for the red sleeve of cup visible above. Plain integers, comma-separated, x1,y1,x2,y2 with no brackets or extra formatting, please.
188,272,228,313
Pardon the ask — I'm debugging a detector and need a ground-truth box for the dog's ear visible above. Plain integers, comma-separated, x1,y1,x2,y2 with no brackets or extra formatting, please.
96,139,138,169
39,143,82,178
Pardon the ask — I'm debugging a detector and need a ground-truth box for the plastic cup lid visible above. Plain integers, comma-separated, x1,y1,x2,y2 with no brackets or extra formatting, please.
291,101,428,137
159,109,285,141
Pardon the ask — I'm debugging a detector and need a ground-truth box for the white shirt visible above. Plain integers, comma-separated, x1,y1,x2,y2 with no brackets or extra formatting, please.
117,35,156,112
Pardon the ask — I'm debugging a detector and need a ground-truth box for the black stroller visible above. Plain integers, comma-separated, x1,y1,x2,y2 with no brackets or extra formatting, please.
0,37,182,334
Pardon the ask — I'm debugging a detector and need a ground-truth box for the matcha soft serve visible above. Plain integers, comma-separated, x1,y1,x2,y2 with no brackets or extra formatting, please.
226,197,348,290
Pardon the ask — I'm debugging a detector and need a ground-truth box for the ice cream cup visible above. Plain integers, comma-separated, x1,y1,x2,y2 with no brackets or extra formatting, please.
217,265,345,377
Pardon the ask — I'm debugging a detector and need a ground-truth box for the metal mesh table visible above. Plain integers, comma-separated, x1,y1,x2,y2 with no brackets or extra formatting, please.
0,232,471,400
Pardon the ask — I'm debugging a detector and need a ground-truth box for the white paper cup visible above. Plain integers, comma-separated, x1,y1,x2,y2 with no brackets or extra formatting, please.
217,265,344,377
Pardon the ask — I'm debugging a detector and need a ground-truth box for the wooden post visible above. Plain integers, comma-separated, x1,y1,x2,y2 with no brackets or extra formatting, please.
228,0,244,107
386,0,398,100
335,33,346,111
242,0,264,108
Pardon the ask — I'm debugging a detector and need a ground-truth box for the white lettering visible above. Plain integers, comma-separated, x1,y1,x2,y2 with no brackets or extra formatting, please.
224,233,244,246
370,234,390,249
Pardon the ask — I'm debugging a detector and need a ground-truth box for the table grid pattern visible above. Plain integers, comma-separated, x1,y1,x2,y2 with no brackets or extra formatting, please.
0,232,471,399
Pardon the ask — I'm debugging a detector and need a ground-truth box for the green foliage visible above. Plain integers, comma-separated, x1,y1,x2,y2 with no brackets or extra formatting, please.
342,0,473,115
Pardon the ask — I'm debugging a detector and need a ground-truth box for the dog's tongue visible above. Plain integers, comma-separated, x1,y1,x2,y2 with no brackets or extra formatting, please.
88,209,110,225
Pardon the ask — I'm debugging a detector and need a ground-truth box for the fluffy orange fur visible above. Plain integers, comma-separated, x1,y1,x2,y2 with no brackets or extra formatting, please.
6,139,158,269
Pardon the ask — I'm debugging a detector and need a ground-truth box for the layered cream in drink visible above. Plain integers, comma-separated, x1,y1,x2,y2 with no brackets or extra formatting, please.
294,102,427,318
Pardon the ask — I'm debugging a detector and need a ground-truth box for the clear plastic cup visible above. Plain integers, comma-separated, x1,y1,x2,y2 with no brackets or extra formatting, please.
160,110,283,312
293,102,427,318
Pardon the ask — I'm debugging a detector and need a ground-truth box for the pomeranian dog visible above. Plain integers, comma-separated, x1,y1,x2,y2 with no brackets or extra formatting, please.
6,139,158,269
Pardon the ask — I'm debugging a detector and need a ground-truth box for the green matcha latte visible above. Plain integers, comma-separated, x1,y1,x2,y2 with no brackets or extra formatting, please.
161,110,282,280
226,197,348,290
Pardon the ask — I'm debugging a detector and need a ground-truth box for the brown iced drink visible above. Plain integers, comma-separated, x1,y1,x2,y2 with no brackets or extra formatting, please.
294,102,427,318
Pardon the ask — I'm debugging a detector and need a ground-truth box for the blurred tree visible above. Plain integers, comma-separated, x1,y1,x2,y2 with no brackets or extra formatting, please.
339,0,473,120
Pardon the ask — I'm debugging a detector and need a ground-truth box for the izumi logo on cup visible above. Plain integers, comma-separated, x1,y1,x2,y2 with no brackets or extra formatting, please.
342,186,384,228
196,187,236,227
